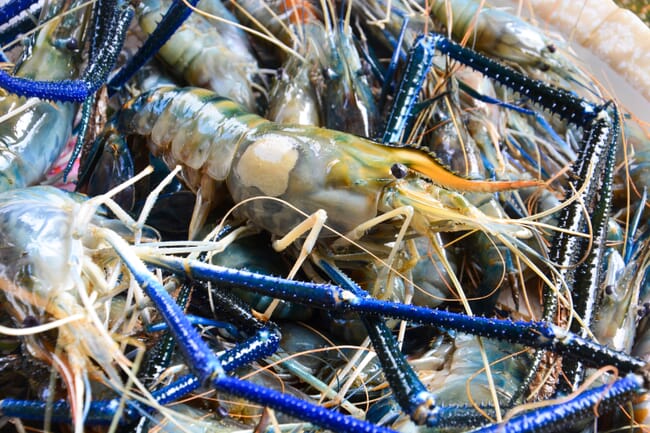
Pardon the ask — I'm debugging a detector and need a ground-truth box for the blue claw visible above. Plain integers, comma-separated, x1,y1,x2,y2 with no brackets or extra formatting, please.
0,327,280,425
382,34,435,145
0,70,92,101
0,0,38,26
143,253,646,375
473,374,643,433
0,1,132,102
426,34,600,127
108,0,201,90
100,229,399,433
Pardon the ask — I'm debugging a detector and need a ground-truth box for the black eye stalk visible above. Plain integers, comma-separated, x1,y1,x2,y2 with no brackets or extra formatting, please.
390,163,408,179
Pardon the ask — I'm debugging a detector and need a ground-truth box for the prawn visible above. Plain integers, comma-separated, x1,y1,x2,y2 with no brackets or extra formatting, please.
113,86,568,424
0,5,84,190
115,85,542,242
236,0,379,136
526,0,650,101
428,0,595,90
233,0,325,125
0,185,146,433
134,0,263,110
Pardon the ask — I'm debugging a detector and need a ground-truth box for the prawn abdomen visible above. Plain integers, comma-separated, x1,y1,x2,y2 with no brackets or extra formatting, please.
119,87,266,186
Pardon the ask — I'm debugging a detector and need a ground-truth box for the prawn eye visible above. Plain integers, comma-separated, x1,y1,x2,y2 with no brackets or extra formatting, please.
323,67,339,81
52,37,79,51
66,38,79,51
390,163,408,179
23,315,39,327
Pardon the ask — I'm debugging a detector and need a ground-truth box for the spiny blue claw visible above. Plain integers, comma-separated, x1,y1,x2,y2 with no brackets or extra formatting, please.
382,33,435,144
0,0,38,26
0,8,40,46
0,399,136,424
317,257,438,425
471,374,643,433
139,278,192,391
104,230,225,384
143,254,646,374
560,108,620,389
102,231,400,433
90,0,119,63
108,0,201,90
0,2,132,102
63,96,94,181
427,34,599,127
213,376,398,433
0,327,280,425
0,71,92,101
85,2,133,88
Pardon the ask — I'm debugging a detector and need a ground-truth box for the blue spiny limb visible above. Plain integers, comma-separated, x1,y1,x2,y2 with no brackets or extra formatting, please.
140,253,646,375
89,0,119,65
378,16,409,114
197,282,273,335
107,0,201,91
0,69,91,101
190,283,289,372
382,33,435,145
427,34,599,127
0,1,133,101
139,278,192,389
0,0,38,26
624,187,647,263
457,81,571,156
366,395,502,430
187,282,287,364
0,5,40,46
315,256,439,426
141,328,282,406
318,258,527,430
101,229,396,433
514,108,619,400
63,0,125,180
471,374,643,433
0,326,281,425
63,95,95,182
75,0,132,93
146,314,242,336
560,108,620,391
108,231,224,384
549,109,617,316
